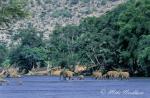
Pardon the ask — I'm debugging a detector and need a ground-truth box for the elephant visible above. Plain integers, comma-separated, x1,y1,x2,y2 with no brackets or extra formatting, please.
92,71,102,80
60,70,74,80
119,72,130,79
106,71,119,79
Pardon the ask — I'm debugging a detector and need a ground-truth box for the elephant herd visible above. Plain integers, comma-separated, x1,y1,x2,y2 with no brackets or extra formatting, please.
92,70,130,80
0,65,130,85
49,65,130,80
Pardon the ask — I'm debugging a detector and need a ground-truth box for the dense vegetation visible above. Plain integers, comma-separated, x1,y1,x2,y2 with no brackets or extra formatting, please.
0,0,150,76
0,0,28,67
10,28,47,70
48,0,150,76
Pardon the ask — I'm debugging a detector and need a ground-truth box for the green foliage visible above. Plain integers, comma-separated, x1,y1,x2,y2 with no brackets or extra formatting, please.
2,0,149,76
13,28,44,47
137,35,150,76
10,28,47,70
48,25,80,67
0,42,8,66
1,59,11,68
48,0,150,76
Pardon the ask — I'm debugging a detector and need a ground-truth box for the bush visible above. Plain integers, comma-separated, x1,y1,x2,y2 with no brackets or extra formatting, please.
1,59,10,68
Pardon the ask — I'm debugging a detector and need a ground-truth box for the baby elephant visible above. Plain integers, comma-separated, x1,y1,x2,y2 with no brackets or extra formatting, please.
92,71,102,80
119,72,129,79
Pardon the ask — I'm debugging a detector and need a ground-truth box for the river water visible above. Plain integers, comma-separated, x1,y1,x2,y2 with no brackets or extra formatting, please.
0,76,150,98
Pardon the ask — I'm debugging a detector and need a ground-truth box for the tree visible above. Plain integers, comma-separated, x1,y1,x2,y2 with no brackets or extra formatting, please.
48,0,150,76
48,25,80,67
0,42,8,66
137,35,150,76
10,28,47,70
